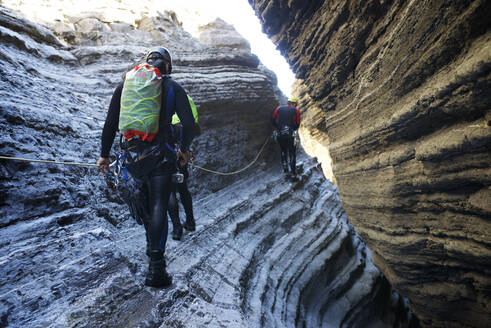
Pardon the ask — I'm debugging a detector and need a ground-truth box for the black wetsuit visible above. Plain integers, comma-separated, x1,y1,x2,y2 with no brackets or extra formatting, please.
101,76,194,253
271,105,300,174
167,122,195,234
168,162,194,231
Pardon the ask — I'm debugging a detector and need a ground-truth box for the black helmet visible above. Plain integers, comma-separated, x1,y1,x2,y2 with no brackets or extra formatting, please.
146,47,172,74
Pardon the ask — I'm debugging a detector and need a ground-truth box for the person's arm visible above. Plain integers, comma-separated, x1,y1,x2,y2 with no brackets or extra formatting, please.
98,83,123,172
293,107,300,130
173,83,194,153
271,106,279,129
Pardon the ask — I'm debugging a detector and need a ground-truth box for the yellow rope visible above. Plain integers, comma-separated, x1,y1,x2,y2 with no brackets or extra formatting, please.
190,136,270,176
0,156,98,167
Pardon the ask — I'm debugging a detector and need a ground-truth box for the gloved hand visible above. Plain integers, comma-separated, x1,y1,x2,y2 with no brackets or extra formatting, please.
97,157,110,173
177,149,190,166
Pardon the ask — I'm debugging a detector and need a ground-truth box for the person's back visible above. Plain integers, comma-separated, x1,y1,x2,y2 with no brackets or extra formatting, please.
271,98,300,175
276,105,299,130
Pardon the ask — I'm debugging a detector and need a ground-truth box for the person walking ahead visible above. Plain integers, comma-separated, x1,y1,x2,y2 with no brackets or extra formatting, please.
168,95,199,241
97,46,195,287
271,97,301,175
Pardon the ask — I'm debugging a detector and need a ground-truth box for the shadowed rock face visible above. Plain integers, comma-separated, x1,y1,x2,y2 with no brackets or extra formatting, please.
1,2,416,327
249,0,491,327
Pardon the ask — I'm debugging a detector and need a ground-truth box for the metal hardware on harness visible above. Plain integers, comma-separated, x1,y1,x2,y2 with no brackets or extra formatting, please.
106,150,136,192
172,172,184,184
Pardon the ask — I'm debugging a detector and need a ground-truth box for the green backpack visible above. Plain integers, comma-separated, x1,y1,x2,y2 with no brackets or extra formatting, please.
171,95,198,124
171,95,201,136
119,63,163,142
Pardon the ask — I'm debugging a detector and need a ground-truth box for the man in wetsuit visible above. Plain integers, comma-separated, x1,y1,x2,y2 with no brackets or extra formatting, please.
97,46,195,287
167,96,198,240
271,97,301,175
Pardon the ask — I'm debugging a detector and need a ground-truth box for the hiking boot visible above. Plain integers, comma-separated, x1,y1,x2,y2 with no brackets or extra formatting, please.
171,225,183,241
183,220,195,232
145,251,172,288
291,163,297,175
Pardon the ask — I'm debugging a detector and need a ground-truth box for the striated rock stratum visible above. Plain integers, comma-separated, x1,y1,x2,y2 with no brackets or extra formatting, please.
249,0,491,327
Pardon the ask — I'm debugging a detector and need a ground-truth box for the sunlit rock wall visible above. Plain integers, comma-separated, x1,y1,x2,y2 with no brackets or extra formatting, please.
249,0,491,327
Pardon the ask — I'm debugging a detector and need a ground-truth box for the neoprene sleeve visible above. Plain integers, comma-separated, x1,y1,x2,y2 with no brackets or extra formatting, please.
101,83,123,158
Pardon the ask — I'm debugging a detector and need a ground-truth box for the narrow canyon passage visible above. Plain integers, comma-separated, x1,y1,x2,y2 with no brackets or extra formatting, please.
0,2,442,327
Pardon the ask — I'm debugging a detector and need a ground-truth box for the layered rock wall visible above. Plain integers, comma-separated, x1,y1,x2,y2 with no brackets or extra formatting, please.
249,0,491,327
1,0,284,193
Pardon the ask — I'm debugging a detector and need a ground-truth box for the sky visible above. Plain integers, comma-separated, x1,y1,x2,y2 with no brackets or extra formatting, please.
173,0,296,96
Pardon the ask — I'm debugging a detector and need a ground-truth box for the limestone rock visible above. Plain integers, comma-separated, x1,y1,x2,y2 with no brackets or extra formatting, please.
199,18,251,51
0,6,63,46
249,0,491,327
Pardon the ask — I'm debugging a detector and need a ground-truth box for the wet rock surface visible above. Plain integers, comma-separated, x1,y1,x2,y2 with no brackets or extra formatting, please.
1,2,414,327
249,0,491,327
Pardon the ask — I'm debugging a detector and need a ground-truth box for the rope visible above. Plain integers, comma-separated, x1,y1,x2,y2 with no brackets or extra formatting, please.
0,135,271,175
190,136,270,176
0,156,97,167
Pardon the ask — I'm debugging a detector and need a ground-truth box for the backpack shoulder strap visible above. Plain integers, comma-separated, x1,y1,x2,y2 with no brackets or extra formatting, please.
162,77,175,122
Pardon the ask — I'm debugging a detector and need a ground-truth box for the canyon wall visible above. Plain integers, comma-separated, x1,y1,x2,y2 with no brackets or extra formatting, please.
249,0,491,327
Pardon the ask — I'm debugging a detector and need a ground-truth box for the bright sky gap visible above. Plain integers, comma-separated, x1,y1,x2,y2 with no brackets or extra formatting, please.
171,0,296,97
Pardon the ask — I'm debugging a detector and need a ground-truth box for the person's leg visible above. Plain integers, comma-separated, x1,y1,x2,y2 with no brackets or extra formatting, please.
148,174,171,252
288,137,296,175
167,189,183,240
137,177,151,257
279,137,289,173
145,173,172,287
178,182,195,231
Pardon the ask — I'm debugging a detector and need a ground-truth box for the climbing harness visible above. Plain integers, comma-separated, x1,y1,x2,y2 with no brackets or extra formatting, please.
105,151,132,188
106,150,148,226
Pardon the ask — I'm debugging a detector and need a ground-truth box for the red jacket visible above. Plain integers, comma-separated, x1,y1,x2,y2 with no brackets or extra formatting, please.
271,104,300,130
